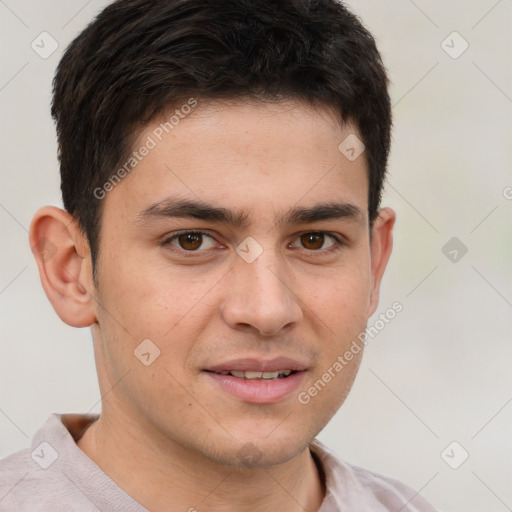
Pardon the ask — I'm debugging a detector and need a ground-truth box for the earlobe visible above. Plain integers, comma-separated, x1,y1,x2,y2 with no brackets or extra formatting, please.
29,206,97,327
368,207,396,317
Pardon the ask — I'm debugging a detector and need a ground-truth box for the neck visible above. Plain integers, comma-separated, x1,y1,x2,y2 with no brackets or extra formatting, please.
76,408,325,512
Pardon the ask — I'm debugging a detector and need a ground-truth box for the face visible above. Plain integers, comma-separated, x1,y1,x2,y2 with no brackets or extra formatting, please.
90,99,386,467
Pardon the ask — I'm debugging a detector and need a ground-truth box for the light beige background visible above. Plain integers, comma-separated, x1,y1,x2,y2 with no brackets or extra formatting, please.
1,1,511,510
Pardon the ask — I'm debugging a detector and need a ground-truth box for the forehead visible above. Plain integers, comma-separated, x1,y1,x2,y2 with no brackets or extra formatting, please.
104,99,369,223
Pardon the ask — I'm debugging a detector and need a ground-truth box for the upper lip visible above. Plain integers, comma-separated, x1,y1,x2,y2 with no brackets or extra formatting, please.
205,357,308,373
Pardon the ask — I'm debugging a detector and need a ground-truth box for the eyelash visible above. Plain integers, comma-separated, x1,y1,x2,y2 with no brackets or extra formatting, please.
160,230,346,257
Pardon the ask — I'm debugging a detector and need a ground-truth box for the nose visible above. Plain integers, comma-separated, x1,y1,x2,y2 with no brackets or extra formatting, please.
220,248,303,336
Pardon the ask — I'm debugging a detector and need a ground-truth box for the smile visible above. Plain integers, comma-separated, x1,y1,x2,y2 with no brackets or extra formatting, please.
202,370,307,404
213,369,295,380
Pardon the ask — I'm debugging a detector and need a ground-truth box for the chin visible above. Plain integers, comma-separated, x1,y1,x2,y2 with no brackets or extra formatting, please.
203,429,312,469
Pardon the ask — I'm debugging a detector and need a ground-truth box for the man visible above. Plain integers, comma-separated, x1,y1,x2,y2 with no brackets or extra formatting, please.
0,0,437,510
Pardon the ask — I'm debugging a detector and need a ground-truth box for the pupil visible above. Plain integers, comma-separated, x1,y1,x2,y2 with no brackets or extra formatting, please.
302,232,324,250
179,233,202,250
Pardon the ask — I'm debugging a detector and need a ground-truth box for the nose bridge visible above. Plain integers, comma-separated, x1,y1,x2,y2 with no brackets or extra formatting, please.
222,241,302,335
247,253,286,301
238,243,289,308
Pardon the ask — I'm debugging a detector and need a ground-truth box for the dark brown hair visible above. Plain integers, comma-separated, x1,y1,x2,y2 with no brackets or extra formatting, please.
51,0,391,272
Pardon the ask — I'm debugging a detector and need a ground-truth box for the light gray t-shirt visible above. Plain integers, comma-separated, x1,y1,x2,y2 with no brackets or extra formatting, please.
0,413,437,511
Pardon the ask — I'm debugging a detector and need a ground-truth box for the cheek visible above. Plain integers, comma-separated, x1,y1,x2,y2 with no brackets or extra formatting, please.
307,262,372,339
93,253,221,380
96,249,195,333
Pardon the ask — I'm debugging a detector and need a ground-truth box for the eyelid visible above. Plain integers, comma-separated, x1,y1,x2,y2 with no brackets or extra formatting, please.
160,229,347,256
295,230,344,242
289,231,346,252
161,229,221,252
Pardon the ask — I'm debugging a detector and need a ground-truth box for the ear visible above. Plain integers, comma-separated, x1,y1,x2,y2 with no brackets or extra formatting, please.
368,207,396,317
29,206,97,327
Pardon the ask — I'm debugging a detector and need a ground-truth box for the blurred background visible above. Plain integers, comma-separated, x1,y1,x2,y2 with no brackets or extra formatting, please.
1,1,511,510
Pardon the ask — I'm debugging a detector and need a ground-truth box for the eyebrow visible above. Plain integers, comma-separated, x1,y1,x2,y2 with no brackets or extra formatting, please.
136,197,365,227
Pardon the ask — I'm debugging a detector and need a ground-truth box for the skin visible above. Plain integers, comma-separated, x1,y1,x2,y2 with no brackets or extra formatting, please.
30,99,395,511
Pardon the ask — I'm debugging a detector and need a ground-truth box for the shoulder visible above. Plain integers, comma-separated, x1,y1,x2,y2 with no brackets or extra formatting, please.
0,447,33,491
349,463,437,510
0,447,76,511
0,413,146,512
311,440,438,512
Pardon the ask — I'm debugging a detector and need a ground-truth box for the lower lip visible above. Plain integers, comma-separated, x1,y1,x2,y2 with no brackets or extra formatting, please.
204,371,306,404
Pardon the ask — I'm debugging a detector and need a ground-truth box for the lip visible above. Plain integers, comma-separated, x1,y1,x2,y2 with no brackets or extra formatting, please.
206,357,308,373
204,371,306,404
203,357,308,404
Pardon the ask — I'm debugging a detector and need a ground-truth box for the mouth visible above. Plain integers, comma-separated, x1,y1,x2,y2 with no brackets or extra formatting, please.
203,358,308,404
206,369,297,380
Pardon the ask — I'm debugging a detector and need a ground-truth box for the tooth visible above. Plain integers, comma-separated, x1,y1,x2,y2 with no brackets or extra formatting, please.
245,371,263,379
224,369,294,379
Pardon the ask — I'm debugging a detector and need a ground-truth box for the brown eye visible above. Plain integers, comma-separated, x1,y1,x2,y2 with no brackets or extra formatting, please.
300,232,325,250
177,232,203,250
163,231,219,255
290,231,340,253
